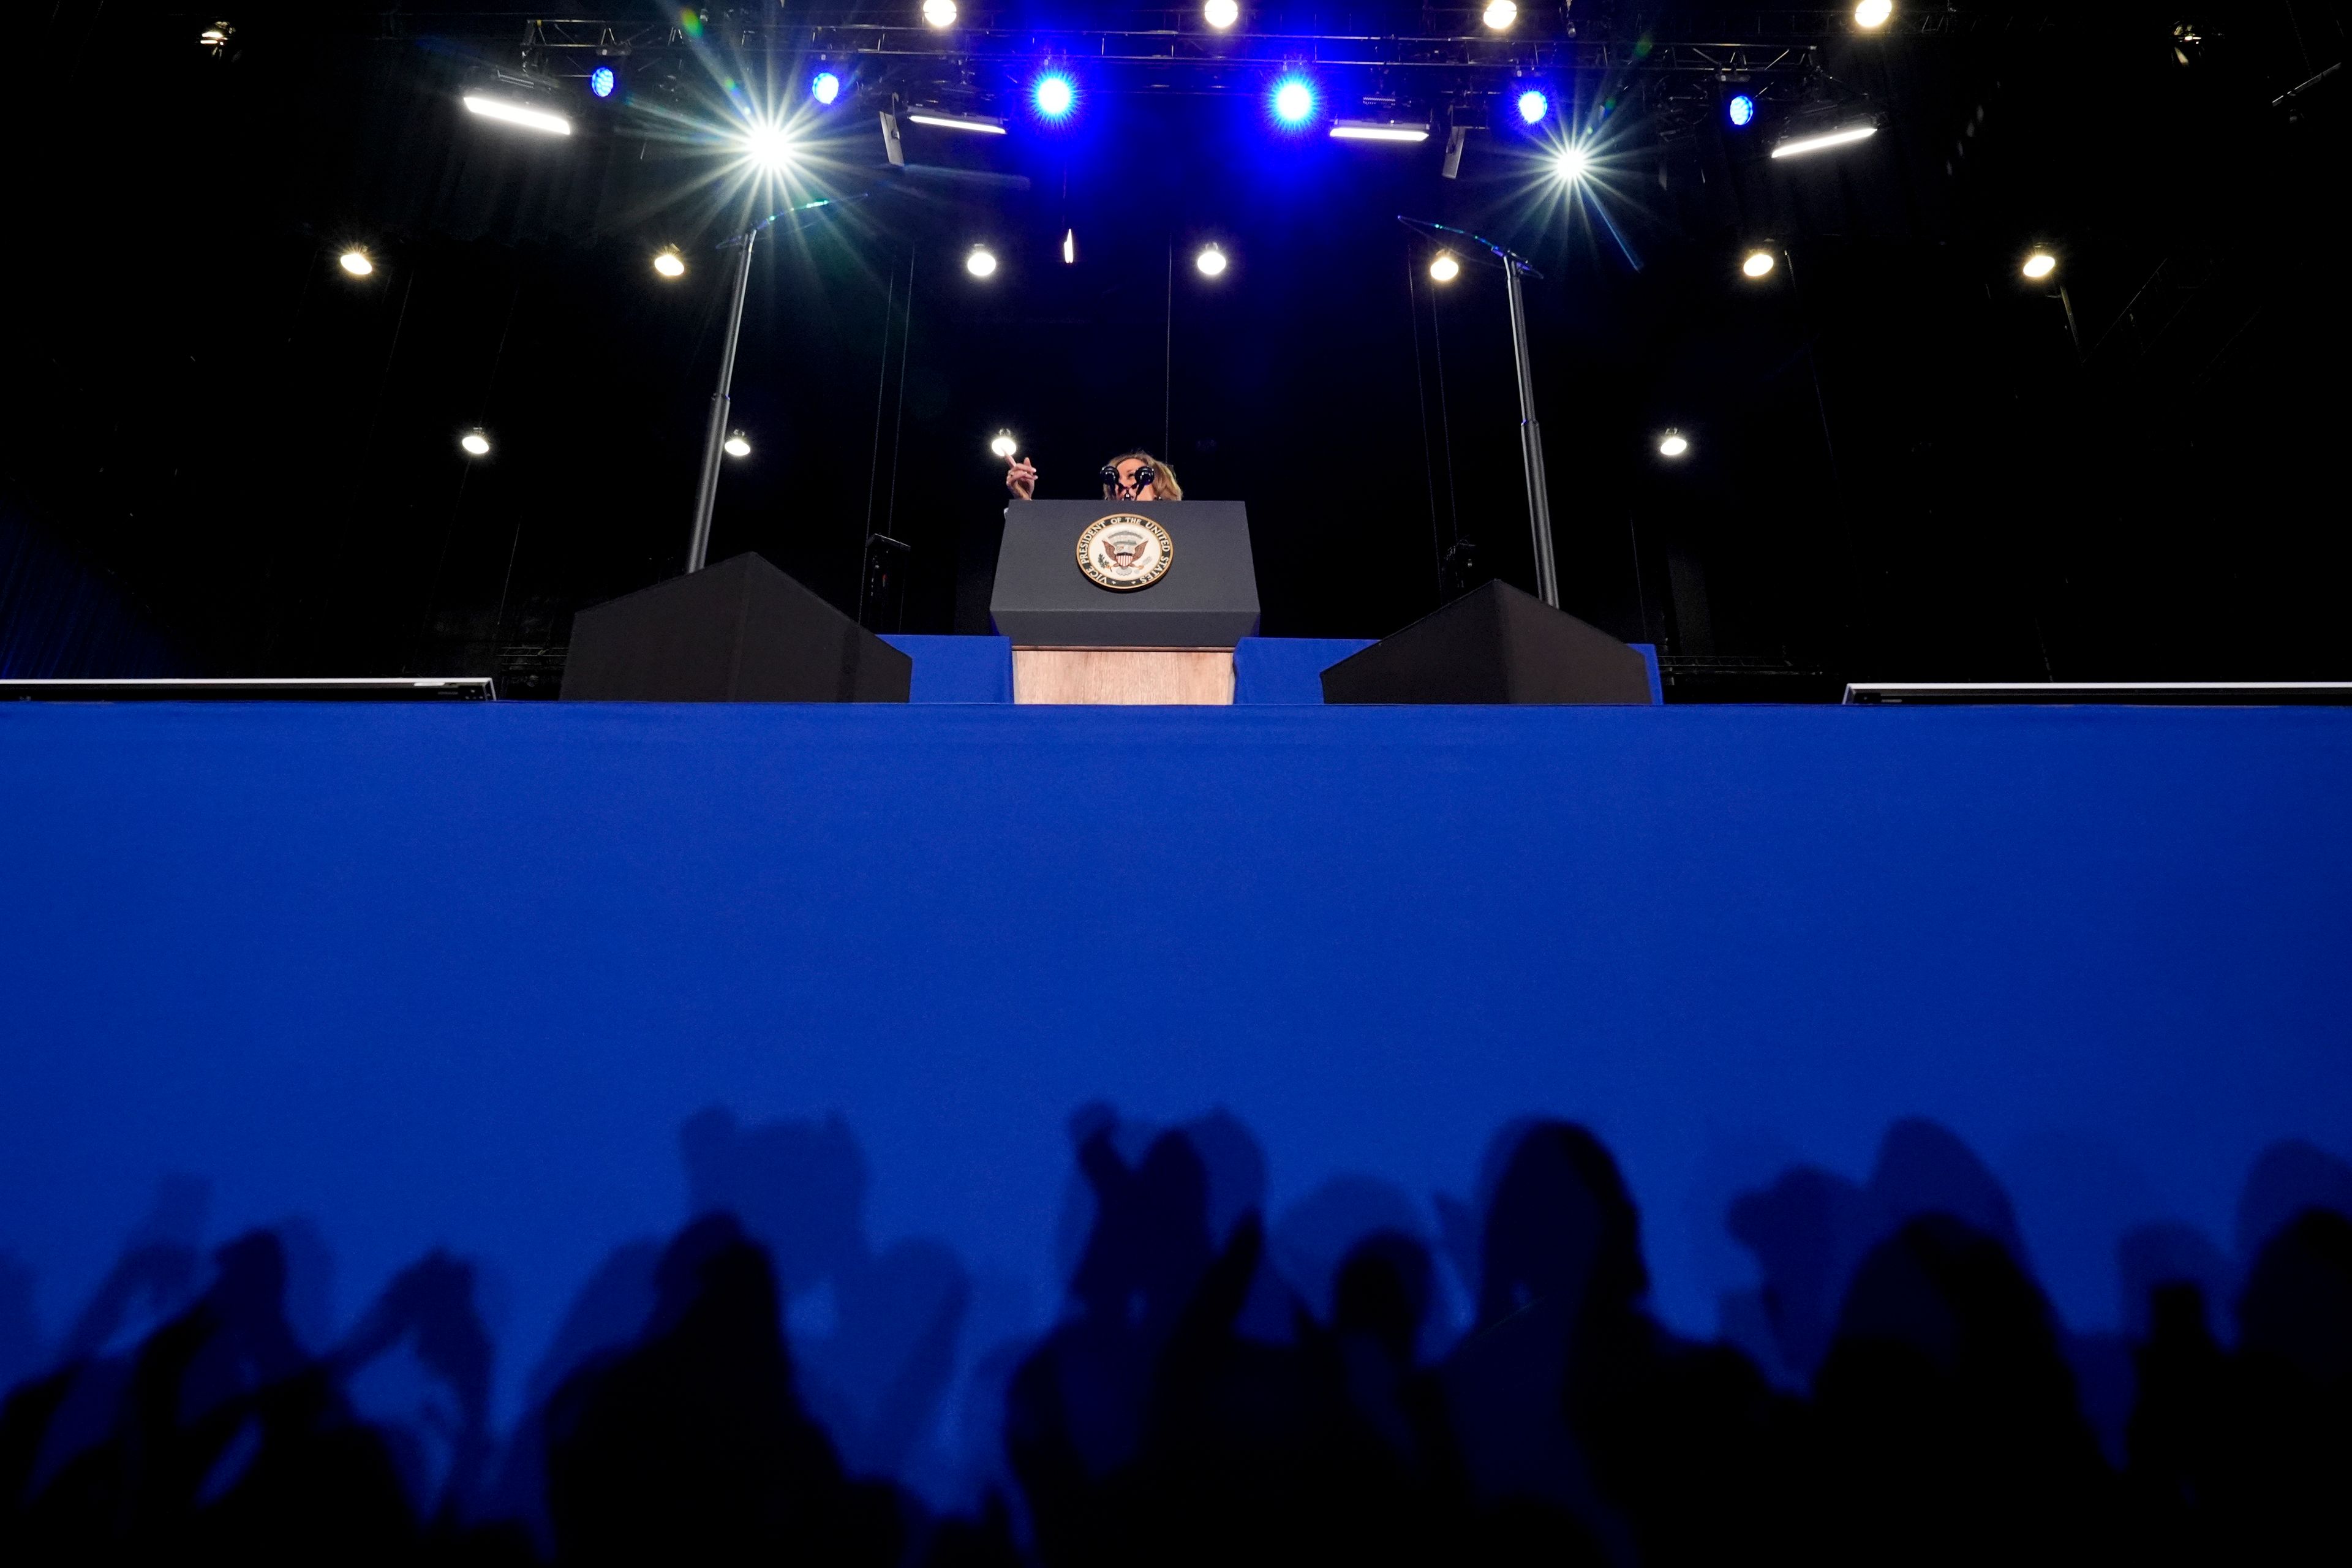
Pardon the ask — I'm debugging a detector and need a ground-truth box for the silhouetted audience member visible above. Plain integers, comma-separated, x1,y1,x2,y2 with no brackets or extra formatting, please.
4,1229,429,1562
7,1116,2352,1566
541,1213,902,1567
1810,1214,2111,1565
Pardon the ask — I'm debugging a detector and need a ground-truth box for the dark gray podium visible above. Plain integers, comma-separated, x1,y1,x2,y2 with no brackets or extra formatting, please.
989,501,1260,703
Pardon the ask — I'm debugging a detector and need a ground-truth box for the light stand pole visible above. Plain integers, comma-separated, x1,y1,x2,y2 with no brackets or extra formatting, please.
676,194,859,576
1499,254,1560,608
685,225,758,575
1401,216,1561,608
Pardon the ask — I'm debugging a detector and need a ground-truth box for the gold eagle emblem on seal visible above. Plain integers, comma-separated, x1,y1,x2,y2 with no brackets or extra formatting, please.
1076,513,1174,591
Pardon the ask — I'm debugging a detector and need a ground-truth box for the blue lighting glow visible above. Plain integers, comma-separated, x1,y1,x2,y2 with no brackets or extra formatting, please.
1517,88,1550,124
1727,93,1756,128
588,64,617,99
1033,72,1076,121
812,70,842,106
1272,75,1316,127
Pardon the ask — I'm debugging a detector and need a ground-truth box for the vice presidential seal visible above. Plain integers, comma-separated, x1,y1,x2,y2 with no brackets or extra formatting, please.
1076,513,1173,591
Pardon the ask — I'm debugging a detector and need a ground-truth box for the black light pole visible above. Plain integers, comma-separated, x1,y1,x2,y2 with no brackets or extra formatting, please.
1500,253,1560,608
685,226,758,575
1402,216,1560,608
679,195,858,576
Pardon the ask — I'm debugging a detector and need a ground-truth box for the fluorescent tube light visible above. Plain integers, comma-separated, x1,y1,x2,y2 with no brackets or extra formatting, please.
905,110,1008,135
1330,119,1430,143
463,94,573,136
1770,123,1877,159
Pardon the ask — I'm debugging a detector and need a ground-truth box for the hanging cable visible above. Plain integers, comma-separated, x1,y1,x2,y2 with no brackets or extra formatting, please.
1429,260,1461,558
883,246,917,540
1404,248,1442,598
863,255,900,554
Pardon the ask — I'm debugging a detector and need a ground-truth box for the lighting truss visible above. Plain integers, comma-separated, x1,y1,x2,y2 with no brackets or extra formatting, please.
377,15,1850,108
375,6,2005,141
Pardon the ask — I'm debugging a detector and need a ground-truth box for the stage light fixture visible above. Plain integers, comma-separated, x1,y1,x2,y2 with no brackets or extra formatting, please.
744,121,793,168
1854,0,1892,27
1556,144,1592,180
922,0,957,27
1196,244,1229,277
653,247,685,278
1062,228,1076,264
589,64,617,100
1033,72,1076,121
1741,249,1775,278
460,429,492,457
1657,431,1690,458
1272,75,1316,127
2022,250,2057,280
966,244,998,278
1727,93,1756,127
990,430,1019,459
724,431,752,458
338,249,374,277
1770,123,1877,159
199,21,233,51
1483,1,1518,31
1517,89,1550,125
1331,119,1430,143
906,109,1008,135
1430,252,1461,283
1205,0,1240,29
463,94,573,137
812,70,842,106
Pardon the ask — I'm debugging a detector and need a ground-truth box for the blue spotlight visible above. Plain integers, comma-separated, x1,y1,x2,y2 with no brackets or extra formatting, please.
812,70,842,107
1516,88,1550,125
1727,92,1756,129
1272,74,1316,128
1033,71,1076,121
588,63,617,100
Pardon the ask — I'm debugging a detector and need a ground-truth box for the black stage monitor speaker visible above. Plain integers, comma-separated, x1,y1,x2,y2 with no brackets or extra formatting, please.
560,552,911,703
1322,579,1652,705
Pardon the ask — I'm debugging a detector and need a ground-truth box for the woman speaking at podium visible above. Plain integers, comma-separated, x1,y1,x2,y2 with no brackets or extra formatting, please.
1005,449,1183,503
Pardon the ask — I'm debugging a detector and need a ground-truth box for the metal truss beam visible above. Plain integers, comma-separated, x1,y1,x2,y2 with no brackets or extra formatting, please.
380,14,1932,84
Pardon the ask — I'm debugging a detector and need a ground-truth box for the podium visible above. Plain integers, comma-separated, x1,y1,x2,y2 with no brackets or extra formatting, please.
989,500,1260,704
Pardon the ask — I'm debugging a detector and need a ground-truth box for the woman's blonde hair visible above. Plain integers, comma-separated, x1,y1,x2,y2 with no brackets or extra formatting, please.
1100,450,1183,501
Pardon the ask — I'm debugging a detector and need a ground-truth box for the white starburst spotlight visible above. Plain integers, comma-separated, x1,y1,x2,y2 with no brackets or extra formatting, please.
744,121,792,170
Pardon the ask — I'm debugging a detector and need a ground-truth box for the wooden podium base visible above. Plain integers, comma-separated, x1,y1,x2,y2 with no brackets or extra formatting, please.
1012,647,1235,706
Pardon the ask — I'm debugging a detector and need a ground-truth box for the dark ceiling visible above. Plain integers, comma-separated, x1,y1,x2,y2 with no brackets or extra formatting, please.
3,2,2343,696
